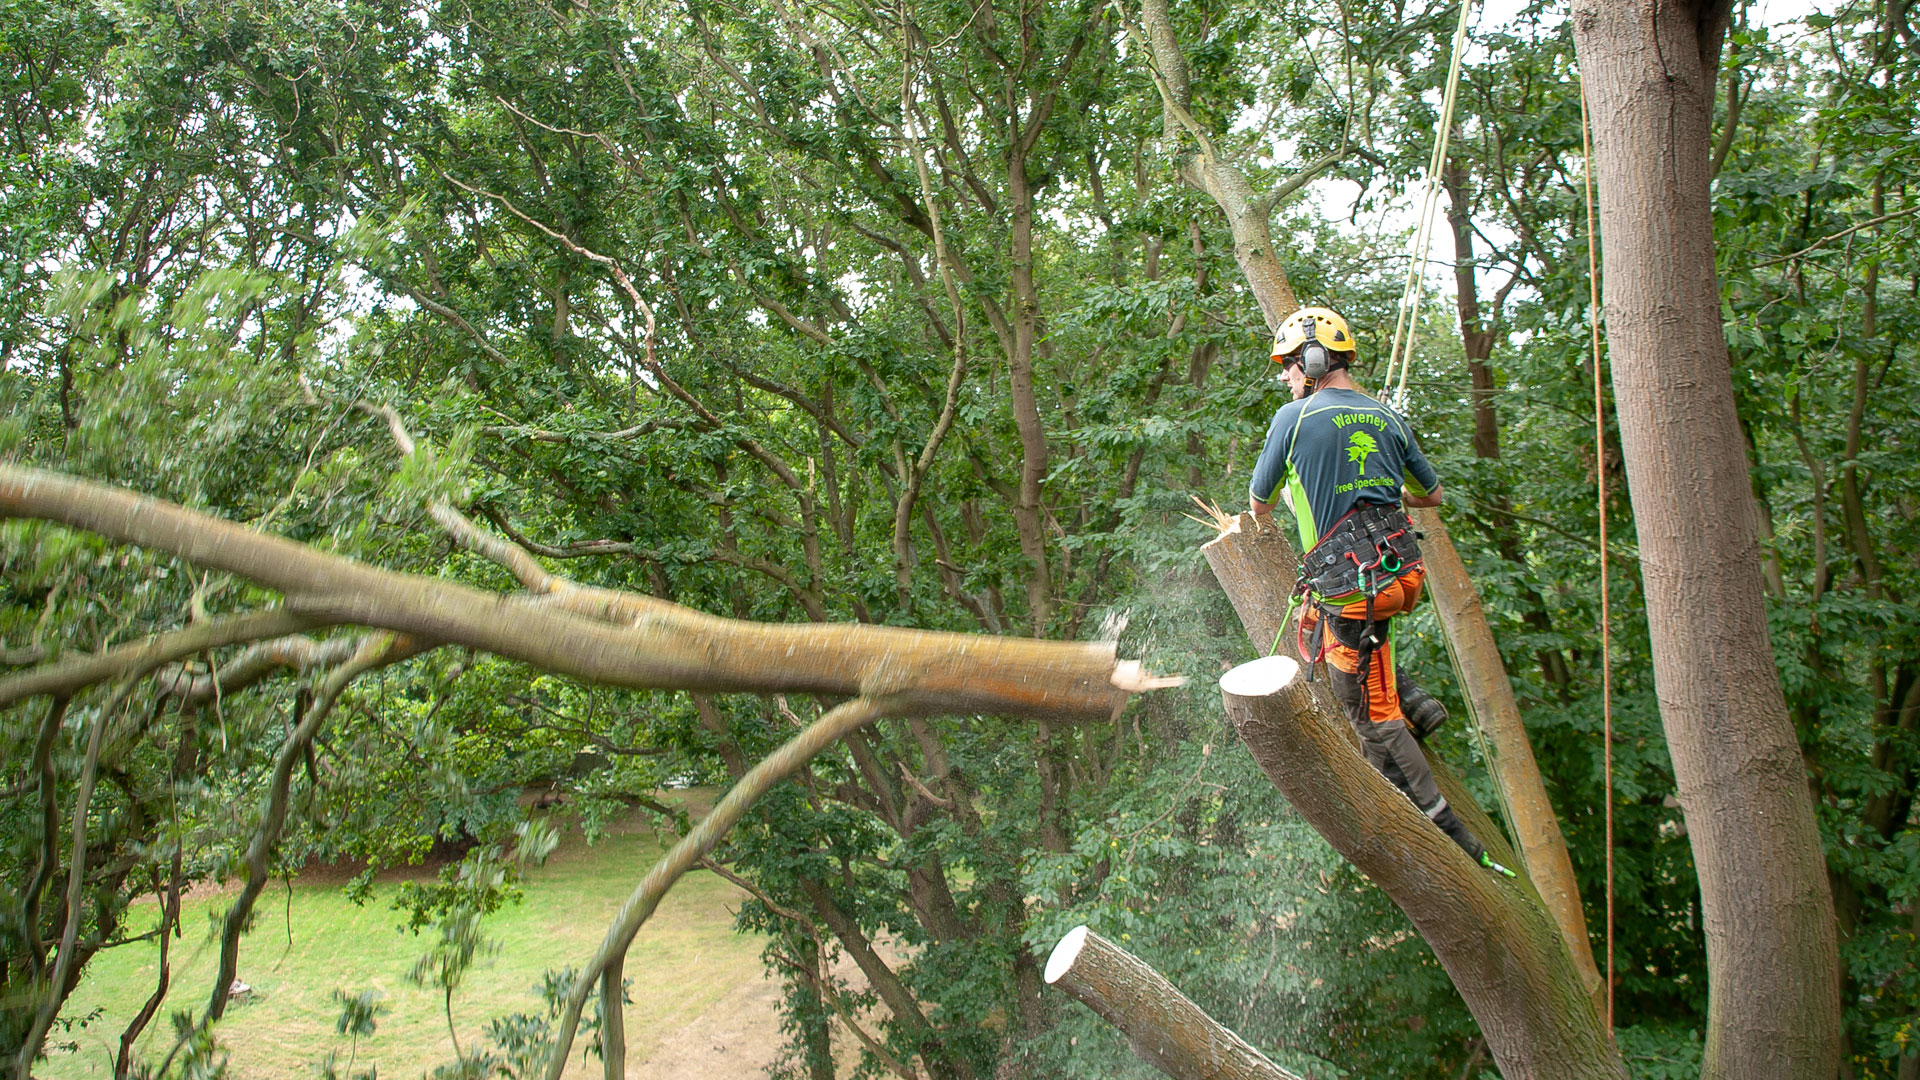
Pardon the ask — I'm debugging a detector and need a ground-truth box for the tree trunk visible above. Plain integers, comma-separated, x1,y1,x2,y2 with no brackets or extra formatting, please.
1043,926,1303,1080
1219,656,1623,1080
1200,514,1517,870
1570,4,1841,1078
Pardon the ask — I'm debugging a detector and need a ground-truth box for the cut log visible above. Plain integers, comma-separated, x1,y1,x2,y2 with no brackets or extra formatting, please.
1219,655,1621,1080
1044,925,1304,1080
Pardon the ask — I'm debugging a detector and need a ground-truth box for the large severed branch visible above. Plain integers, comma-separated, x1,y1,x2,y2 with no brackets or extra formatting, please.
1044,925,1304,1080
0,466,1136,722
546,694,907,1080
1218,655,1619,1079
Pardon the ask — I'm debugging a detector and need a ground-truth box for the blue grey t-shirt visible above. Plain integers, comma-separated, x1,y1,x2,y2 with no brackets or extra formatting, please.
1248,387,1439,552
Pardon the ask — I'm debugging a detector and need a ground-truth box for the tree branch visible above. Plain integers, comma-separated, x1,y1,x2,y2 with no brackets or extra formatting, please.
543,694,909,1080
0,465,1136,722
154,633,362,706
1755,204,1918,266
207,632,428,1021
0,610,327,709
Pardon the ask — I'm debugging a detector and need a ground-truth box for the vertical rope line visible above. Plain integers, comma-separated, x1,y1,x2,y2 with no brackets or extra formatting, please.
1384,0,1475,407
1580,80,1614,1038
1435,601,1527,875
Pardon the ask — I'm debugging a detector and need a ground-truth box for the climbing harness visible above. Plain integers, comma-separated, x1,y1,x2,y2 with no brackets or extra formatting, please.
1298,501,1423,604
1280,504,1427,737
1379,0,1476,413
1273,501,1425,661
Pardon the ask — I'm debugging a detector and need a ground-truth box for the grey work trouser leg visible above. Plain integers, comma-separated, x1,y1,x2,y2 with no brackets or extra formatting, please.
1327,663,1486,862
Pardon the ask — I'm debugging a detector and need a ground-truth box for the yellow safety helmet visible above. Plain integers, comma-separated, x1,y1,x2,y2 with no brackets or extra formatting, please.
1271,306,1357,364
1271,307,1356,391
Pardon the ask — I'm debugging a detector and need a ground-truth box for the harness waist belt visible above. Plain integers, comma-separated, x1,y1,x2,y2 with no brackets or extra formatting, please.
1299,501,1423,602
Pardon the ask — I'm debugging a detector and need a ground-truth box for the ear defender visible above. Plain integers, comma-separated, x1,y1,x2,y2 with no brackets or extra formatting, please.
1300,316,1331,382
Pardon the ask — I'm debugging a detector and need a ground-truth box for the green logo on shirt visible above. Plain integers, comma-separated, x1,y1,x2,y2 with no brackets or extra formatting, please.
1347,431,1378,473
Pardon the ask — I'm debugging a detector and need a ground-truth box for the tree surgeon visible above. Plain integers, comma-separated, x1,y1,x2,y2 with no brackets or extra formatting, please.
1247,307,1514,877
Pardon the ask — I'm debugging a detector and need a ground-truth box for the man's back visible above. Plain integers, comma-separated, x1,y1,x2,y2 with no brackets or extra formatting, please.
1248,387,1439,551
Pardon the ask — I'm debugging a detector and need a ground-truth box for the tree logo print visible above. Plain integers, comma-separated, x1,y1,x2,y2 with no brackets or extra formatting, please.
1347,430,1378,473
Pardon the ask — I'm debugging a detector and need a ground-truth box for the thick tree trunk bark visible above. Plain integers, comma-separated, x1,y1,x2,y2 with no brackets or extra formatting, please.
1570,4,1841,1078
1219,656,1624,1080
1043,926,1303,1080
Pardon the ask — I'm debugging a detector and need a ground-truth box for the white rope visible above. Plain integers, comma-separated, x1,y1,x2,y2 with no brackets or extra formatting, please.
1381,1,1475,412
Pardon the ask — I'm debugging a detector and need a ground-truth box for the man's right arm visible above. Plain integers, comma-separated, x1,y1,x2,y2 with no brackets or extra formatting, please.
1398,418,1442,509
1403,483,1442,509
1248,408,1292,517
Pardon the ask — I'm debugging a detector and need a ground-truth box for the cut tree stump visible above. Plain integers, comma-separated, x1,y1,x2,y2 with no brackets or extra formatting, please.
1044,925,1305,1080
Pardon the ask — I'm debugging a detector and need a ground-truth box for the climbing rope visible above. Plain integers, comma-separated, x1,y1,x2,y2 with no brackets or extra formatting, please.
1580,80,1616,1037
1380,0,1476,411
1433,593,1528,878
1364,0,1533,868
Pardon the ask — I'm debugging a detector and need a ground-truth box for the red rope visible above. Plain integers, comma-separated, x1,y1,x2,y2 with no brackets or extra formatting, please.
1580,82,1615,1037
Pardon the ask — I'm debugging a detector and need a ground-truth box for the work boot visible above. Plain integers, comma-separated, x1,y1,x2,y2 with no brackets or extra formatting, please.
1479,851,1518,879
1400,679,1449,741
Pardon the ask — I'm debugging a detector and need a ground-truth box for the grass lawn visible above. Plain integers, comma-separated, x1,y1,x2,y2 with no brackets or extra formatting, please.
44,796,771,1079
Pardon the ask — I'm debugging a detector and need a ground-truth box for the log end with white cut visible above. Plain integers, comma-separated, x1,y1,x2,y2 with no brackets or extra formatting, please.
1219,655,1299,698
1044,925,1090,985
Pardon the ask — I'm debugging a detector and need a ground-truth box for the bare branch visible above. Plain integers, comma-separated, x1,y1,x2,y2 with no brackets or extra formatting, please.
154,634,362,706
15,683,133,1077
1754,204,1919,267
543,694,910,1080
207,632,428,1020
0,610,328,709
474,506,642,560
401,285,516,366
20,697,71,979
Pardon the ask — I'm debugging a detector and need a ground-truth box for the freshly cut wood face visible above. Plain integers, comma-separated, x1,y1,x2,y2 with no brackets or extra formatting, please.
1219,655,1300,698
1044,924,1090,984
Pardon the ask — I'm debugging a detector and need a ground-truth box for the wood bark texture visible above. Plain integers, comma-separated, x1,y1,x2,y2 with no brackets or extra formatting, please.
1219,656,1623,1080
1570,4,1841,1077
1043,925,1304,1080
1409,507,1602,1008
0,466,1123,723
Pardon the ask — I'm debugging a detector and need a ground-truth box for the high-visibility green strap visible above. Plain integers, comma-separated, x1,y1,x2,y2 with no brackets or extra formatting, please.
1274,589,1305,657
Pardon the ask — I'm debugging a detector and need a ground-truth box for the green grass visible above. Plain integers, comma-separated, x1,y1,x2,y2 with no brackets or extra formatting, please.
45,799,768,1079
